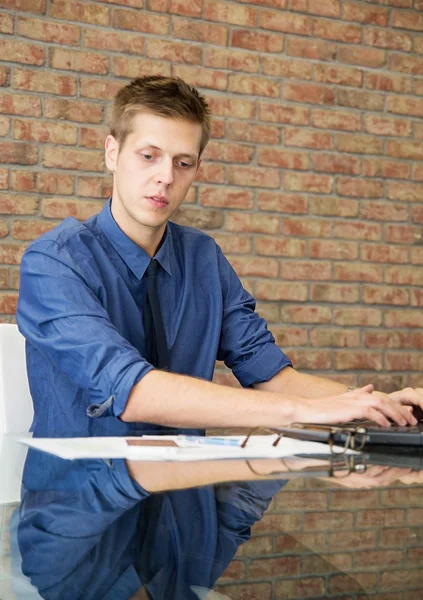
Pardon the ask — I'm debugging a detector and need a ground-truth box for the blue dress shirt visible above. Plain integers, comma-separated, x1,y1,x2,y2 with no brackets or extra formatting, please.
17,199,291,439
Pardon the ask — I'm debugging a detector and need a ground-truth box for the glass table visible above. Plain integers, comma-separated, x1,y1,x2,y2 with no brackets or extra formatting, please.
1,433,423,600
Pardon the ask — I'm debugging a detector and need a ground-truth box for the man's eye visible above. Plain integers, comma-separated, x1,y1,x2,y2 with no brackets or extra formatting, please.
178,161,193,169
141,153,153,160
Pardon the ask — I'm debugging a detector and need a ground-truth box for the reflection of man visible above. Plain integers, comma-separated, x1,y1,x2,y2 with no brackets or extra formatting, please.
16,76,423,442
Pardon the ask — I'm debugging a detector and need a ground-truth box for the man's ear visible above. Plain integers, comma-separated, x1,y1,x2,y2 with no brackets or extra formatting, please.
105,135,119,172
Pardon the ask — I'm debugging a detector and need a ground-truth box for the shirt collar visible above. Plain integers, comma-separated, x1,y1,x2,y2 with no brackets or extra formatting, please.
97,198,173,279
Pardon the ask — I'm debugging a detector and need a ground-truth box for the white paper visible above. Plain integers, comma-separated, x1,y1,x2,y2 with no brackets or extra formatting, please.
18,435,356,462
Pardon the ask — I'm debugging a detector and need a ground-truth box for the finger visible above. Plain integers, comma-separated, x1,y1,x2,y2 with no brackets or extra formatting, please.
355,384,374,394
365,406,391,428
371,396,415,426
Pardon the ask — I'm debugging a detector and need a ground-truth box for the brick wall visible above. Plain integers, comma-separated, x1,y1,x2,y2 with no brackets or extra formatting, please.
1,0,423,388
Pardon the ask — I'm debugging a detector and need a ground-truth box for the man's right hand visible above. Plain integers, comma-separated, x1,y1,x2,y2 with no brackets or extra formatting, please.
292,384,418,427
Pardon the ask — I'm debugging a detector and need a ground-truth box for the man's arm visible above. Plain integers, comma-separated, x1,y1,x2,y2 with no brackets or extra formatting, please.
120,369,416,428
254,366,347,397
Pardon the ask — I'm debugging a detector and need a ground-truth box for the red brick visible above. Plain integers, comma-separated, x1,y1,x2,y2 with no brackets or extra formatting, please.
0,293,18,314
50,48,108,74
281,305,331,324
99,0,144,6
11,219,59,241
387,181,423,202
344,2,389,25
304,510,353,531
211,234,251,255
257,192,308,214
336,88,385,111
284,172,333,193
146,38,202,64
310,196,358,217
204,0,257,26
0,65,9,87
310,328,360,347
203,141,254,163
334,221,382,241
362,158,410,179
227,122,279,144
0,93,41,118
16,119,76,147
330,572,378,594
286,37,336,61
281,260,331,280
12,68,76,96
335,262,383,282
210,120,225,139
0,38,44,66
390,53,423,76
207,96,255,119
364,331,411,349
339,45,386,68
334,309,382,326
172,65,227,91
306,0,340,17
17,16,80,44
229,74,280,97
282,216,331,237
0,142,37,165
336,133,384,154
414,79,423,95
0,117,10,137
219,560,245,582
392,9,423,31
0,193,38,214
310,240,358,260
311,283,359,303
83,29,144,54
215,583,271,600
316,64,362,87
249,556,299,578
0,169,8,190
113,8,169,34
44,98,103,124
387,140,423,160
228,166,280,188
387,96,423,117
255,281,308,301
228,256,279,278
172,17,227,46
412,205,423,222
262,55,312,80
196,163,226,184
364,27,412,51
169,0,201,16
255,236,307,257
361,201,408,222
361,243,408,264
284,82,334,105
284,127,332,150
260,9,313,34
364,115,411,137
79,78,123,101
411,247,423,265
258,102,309,125
41,198,106,220
50,0,109,24
200,187,253,209
364,285,409,306
386,265,423,287
77,176,111,199
0,243,27,264
0,13,13,33
288,349,332,369
337,178,383,198
257,147,309,169
225,212,279,233
365,72,411,94
231,29,284,53
385,311,423,329
311,153,360,174
0,0,45,11
43,148,104,172
272,326,309,346
236,0,288,7
275,577,325,599
314,18,362,43
79,126,108,149
386,225,422,244
310,109,361,132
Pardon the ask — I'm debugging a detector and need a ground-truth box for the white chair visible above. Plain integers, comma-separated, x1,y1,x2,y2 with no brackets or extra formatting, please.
0,324,34,505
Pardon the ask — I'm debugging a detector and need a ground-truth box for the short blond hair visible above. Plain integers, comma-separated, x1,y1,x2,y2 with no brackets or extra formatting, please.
110,76,211,156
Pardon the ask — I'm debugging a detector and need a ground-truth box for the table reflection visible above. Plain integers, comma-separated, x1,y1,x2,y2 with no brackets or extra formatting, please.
2,440,423,599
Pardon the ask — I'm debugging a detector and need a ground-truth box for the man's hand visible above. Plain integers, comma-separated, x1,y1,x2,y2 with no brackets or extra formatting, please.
293,384,418,427
388,387,423,411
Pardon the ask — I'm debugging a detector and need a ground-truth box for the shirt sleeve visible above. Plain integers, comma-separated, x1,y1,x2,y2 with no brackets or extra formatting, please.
215,247,292,387
17,240,154,418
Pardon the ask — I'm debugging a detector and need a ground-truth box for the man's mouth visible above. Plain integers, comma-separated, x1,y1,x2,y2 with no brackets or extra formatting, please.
147,196,168,206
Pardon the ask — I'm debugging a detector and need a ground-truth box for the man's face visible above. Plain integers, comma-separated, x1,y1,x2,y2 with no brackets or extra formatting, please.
105,112,202,246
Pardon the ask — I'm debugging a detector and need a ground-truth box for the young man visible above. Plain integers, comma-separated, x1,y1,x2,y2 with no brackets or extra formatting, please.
17,76,423,442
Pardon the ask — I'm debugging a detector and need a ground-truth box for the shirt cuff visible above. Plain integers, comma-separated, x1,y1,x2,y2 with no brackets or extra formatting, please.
233,343,293,388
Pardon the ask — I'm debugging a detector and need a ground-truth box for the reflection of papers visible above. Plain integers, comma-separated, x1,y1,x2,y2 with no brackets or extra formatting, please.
18,435,357,462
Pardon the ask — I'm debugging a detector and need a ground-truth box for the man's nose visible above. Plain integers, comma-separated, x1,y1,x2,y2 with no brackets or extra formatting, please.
157,159,173,186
